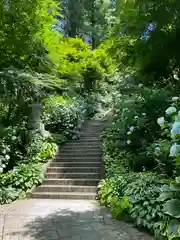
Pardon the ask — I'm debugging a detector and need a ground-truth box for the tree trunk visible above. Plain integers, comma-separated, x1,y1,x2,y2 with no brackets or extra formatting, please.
91,0,96,49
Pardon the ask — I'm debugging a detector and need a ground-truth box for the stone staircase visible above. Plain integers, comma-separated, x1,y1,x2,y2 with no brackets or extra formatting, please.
30,120,105,200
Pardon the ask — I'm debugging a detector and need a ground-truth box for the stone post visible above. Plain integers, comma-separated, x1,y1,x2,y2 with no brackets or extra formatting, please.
28,103,42,130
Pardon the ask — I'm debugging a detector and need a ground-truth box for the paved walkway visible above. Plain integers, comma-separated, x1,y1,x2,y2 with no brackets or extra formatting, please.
0,200,153,240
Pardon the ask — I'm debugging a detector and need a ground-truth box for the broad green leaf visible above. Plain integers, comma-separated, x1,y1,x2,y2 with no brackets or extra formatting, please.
164,199,180,218
176,177,180,184
167,219,179,237
157,192,172,201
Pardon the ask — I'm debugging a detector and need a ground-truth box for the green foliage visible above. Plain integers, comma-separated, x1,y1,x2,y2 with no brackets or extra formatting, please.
0,163,44,204
110,0,180,89
103,87,174,173
154,101,180,239
42,95,87,136
147,139,175,177
125,173,165,231
0,187,21,205
110,196,132,219
100,91,180,239
99,172,166,231
39,141,57,160
61,0,115,47
0,123,28,172
0,0,114,207
0,0,59,72
26,132,45,161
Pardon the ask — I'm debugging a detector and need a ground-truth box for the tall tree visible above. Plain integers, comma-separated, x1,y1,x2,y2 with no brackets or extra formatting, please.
60,0,114,48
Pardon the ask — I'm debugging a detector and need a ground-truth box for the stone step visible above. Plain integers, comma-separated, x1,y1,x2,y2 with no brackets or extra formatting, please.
79,130,103,133
52,157,101,162
34,185,97,193
30,192,97,200
78,136,101,139
47,167,100,173
81,122,104,125
78,138,101,141
59,145,101,150
56,153,102,157
80,130,103,133
45,172,100,179
62,144,102,148
42,178,99,186
79,135,102,138
65,139,102,143
82,123,105,127
68,139,101,143
29,119,106,200
58,149,102,154
79,130,103,132
50,162,101,168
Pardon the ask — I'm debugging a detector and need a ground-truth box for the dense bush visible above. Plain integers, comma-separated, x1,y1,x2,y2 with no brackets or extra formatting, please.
0,163,44,204
99,172,167,233
155,99,180,239
99,87,180,239
42,95,87,136
104,88,175,173
0,123,27,173
0,127,55,204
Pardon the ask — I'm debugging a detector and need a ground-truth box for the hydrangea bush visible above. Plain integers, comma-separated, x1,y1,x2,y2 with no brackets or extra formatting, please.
156,97,180,239
99,89,180,239
105,88,174,172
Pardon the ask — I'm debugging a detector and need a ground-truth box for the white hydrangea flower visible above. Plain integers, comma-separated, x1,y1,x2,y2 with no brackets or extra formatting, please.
174,74,179,80
172,97,179,101
127,140,131,144
12,136,17,141
171,122,180,139
134,116,139,119
5,155,10,160
129,126,135,132
170,143,180,157
157,117,165,127
127,131,131,135
2,149,6,154
0,167,3,173
142,113,146,116
166,106,177,115
138,84,143,88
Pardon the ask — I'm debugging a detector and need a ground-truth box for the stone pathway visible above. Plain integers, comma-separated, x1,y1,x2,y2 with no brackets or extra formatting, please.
0,199,154,240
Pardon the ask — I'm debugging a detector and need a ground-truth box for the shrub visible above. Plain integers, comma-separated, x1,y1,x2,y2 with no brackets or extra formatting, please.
0,123,28,173
25,131,45,162
100,95,180,239
39,141,57,160
105,88,175,173
155,97,180,239
124,173,166,232
0,163,44,204
99,172,167,234
42,95,87,136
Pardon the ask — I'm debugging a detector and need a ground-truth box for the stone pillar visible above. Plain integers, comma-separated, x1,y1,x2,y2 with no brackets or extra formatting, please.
28,103,51,139
28,103,42,130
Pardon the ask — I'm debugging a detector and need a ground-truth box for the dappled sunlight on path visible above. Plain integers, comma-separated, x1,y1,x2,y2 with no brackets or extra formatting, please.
0,199,153,240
